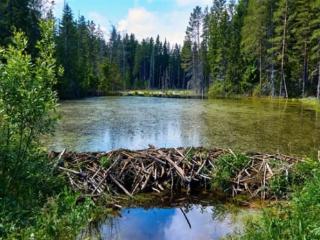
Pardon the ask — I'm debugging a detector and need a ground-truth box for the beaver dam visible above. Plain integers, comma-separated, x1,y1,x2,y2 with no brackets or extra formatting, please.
51,147,301,201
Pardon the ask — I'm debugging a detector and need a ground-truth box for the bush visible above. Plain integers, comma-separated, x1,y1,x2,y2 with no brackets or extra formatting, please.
211,153,251,192
0,21,96,239
6,190,96,239
0,20,60,195
208,81,226,98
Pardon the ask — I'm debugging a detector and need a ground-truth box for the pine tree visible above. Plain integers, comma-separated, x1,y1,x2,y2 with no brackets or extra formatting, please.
208,0,232,95
0,0,42,55
56,4,79,98
77,15,90,95
241,0,269,94
186,6,203,92
181,39,193,89
310,0,320,99
225,0,248,93
290,0,312,97
270,0,290,97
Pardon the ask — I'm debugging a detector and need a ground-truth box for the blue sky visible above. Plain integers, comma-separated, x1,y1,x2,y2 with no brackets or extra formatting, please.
53,0,212,45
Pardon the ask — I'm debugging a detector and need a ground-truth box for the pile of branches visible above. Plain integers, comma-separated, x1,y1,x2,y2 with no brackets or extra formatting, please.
232,152,298,199
51,147,225,197
50,147,300,200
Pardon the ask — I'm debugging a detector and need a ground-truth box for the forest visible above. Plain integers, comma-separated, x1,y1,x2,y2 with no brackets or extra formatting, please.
1,0,320,239
1,0,320,99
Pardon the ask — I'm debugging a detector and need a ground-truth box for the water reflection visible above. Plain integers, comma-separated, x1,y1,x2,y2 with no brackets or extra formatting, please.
46,96,320,157
78,205,242,240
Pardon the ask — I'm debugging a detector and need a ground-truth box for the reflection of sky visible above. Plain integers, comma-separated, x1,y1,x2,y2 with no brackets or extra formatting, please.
47,96,320,157
49,97,204,152
98,206,236,240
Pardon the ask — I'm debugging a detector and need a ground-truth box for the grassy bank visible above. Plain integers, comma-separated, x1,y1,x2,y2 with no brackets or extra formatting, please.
116,90,320,112
298,98,320,112
227,158,320,240
119,89,205,98
207,92,320,112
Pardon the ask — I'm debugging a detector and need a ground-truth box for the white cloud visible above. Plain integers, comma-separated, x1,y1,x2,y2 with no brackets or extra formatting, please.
88,12,110,40
52,0,64,16
176,0,211,7
117,7,190,45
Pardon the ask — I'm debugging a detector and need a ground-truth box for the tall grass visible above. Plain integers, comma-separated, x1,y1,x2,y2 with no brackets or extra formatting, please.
228,159,320,240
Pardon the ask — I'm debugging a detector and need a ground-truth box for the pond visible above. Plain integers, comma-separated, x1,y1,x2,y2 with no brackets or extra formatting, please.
47,96,320,157
78,205,247,240
46,96,319,239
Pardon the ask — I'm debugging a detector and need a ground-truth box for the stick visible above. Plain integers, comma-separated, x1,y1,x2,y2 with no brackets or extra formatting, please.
109,174,133,198
92,156,121,194
59,166,81,175
180,208,192,229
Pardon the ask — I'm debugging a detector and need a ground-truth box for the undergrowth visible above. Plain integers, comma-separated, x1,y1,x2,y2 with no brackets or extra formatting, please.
227,159,320,240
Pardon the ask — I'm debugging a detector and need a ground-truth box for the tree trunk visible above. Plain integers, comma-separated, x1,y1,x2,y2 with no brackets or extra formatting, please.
302,41,308,97
317,60,320,99
280,0,288,98
259,41,262,92
271,63,275,97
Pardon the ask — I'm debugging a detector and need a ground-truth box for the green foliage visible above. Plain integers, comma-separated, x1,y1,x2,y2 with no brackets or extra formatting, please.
0,0,42,55
4,190,96,239
100,156,111,169
208,81,227,98
211,153,251,191
207,0,320,99
0,21,98,239
0,20,59,194
55,4,186,99
98,59,122,94
234,166,320,240
252,84,263,97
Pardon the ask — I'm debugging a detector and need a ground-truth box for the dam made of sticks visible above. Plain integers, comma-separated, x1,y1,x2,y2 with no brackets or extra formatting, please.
51,147,300,201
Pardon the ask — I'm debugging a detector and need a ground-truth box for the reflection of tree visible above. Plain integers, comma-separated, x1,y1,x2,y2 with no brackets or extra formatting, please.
103,217,121,240
180,204,229,225
209,204,230,222
78,220,102,240
78,215,121,240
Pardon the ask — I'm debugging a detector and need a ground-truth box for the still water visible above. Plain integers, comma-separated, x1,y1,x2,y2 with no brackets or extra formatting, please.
47,96,319,239
47,96,320,157
78,205,245,240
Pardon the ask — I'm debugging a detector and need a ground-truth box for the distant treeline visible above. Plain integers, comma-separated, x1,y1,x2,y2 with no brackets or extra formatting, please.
1,0,320,99
55,4,186,99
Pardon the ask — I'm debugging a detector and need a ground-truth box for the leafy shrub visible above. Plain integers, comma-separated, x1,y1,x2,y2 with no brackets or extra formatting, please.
211,153,251,191
0,20,61,195
208,81,226,98
7,190,96,240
